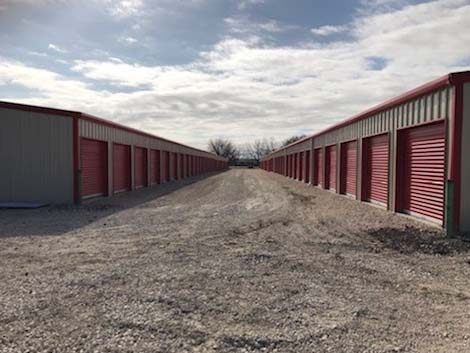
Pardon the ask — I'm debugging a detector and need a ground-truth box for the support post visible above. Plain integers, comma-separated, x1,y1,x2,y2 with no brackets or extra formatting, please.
445,180,455,238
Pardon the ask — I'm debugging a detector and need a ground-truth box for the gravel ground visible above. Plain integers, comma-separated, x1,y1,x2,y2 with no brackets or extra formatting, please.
2,168,470,353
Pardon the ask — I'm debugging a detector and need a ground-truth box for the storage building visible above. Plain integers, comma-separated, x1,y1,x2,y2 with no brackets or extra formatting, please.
0,101,228,205
261,71,470,234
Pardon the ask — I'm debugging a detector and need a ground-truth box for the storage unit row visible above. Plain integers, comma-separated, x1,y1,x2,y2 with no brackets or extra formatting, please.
0,102,228,204
261,72,470,234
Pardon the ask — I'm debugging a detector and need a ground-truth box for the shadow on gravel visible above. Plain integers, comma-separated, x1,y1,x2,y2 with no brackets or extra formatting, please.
367,226,470,255
0,171,226,238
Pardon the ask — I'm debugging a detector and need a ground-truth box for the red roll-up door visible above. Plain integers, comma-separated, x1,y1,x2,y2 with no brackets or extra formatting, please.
183,155,188,178
291,155,294,177
325,145,337,191
188,155,192,177
161,151,169,182
171,153,177,180
299,152,304,181
314,148,323,186
287,155,291,177
364,134,389,205
180,154,184,179
80,138,108,199
113,143,131,193
293,154,297,179
341,141,357,197
166,152,171,181
305,151,310,183
134,147,147,189
150,149,161,184
400,122,445,222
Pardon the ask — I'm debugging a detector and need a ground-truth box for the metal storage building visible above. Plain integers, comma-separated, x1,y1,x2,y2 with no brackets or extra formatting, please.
261,71,470,235
0,101,228,205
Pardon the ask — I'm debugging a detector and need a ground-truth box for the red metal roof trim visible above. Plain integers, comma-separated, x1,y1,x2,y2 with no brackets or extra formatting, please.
263,71,470,160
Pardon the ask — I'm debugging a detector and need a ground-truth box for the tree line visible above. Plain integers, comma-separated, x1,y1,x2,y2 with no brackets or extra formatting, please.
208,135,307,165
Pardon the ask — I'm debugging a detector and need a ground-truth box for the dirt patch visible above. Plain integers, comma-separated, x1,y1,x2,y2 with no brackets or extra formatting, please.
367,226,470,255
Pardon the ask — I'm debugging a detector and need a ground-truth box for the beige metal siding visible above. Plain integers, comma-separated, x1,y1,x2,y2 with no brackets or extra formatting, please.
313,88,452,148
79,119,223,160
285,139,310,154
460,83,470,232
0,108,74,203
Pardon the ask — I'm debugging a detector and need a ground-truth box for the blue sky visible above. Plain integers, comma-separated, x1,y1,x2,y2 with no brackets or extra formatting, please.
0,0,469,149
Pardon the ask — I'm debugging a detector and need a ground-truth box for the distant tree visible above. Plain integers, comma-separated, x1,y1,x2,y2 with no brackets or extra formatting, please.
281,135,307,147
208,138,240,163
246,138,278,163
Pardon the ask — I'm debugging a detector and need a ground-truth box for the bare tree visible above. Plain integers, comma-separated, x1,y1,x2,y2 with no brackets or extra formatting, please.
208,138,240,163
281,135,307,147
246,138,278,163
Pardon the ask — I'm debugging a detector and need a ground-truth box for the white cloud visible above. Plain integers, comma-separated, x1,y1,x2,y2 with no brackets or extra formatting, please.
238,0,265,10
0,57,104,106
225,17,296,35
48,43,68,53
119,36,138,44
28,51,48,57
311,24,348,36
104,0,144,18
2,0,470,149
72,59,160,87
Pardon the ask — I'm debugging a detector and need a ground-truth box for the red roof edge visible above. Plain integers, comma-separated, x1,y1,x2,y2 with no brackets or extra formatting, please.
264,71,470,160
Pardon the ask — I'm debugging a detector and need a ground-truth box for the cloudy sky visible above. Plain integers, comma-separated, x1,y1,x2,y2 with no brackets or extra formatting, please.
0,0,469,149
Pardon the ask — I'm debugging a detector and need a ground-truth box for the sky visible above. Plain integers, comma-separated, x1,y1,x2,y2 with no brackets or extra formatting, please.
0,0,469,150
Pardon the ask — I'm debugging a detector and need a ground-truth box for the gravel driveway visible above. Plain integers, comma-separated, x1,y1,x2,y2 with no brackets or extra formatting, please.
1,168,470,353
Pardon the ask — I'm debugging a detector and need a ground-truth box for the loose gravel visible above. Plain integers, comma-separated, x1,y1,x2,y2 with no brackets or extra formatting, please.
1,168,470,353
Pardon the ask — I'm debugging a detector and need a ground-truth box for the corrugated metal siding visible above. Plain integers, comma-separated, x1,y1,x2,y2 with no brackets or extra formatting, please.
0,108,74,203
79,119,225,160
312,87,452,148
